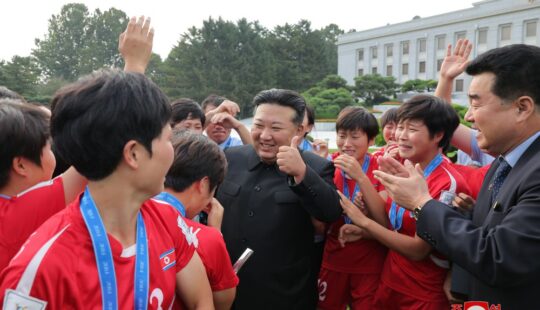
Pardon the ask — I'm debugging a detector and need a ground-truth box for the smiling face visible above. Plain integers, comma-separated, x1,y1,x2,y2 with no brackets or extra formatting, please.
396,119,442,164
336,129,373,162
465,72,517,156
251,103,301,164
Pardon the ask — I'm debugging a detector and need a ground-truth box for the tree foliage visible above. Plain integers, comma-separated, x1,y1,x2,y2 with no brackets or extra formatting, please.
0,56,41,96
303,74,354,118
4,4,344,108
161,18,343,118
354,74,399,106
32,3,128,81
401,79,438,93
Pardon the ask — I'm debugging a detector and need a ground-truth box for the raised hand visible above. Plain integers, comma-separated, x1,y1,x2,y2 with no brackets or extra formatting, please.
338,224,366,247
376,156,409,178
210,112,241,130
276,135,307,183
312,139,329,159
334,154,364,181
452,192,476,212
204,198,224,231
338,190,369,227
119,16,154,73
353,192,369,216
216,100,240,117
373,160,432,211
440,39,473,80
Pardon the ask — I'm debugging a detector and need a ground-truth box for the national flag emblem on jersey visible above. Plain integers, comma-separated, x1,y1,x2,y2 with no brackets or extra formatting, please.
160,248,176,271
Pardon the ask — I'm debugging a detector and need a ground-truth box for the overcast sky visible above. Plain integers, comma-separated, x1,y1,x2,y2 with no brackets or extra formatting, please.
2,0,475,61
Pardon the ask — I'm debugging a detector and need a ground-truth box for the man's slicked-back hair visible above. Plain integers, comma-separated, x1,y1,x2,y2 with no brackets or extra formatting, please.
165,130,227,192
0,101,50,188
397,94,460,149
50,69,171,181
335,106,379,140
253,89,306,126
171,98,205,126
466,44,540,106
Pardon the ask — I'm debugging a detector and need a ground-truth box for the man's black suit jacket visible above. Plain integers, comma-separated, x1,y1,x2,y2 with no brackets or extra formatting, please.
417,136,540,309
216,144,341,309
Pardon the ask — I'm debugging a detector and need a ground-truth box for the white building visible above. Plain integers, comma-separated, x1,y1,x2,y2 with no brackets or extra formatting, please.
337,0,540,104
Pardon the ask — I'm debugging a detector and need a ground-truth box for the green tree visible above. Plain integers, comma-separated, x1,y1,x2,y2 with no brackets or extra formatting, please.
317,74,349,90
162,17,275,117
401,79,428,93
80,7,129,73
354,74,399,106
33,3,91,80
32,4,129,81
303,74,355,118
268,20,342,92
0,56,41,97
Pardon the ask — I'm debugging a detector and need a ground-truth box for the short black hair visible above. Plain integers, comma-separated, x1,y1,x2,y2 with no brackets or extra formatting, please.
201,94,226,112
380,107,399,128
466,44,540,106
50,69,171,181
0,101,49,188
171,98,205,126
253,89,306,126
335,106,379,140
165,130,227,192
397,94,459,149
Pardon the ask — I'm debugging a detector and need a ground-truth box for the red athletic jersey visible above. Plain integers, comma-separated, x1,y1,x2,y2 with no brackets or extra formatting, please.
185,219,239,291
452,164,490,199
381,160,471,302
0,177,65,272
0,196,196,310
322,153,387,274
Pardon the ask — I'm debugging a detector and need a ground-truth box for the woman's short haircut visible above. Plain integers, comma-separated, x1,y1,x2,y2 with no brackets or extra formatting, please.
50,69,171,181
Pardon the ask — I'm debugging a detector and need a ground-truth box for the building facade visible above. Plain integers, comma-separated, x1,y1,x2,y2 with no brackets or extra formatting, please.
337,0,540,104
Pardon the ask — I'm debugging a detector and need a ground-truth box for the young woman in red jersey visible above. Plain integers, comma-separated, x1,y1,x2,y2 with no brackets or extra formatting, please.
339,95,471,310
317,107,387,310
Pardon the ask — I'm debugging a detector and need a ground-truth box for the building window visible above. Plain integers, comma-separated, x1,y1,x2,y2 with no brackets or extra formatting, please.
455,31,466,41
478,28,488,45
358,68,364,76
402,63,409,75
437,59,443,71
371,46,378,59
358,49,364,61
526,21,537,37
418,39,426,53
500,24,512,41
372,67,378,74
386,44,393,57
436,35,446,50
419,61,426,73
402,41,409,55
455,79,464,92
386,65,393,76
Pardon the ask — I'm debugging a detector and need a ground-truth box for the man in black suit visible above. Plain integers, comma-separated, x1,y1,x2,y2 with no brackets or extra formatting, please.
373,44,540,309
216,89,341,309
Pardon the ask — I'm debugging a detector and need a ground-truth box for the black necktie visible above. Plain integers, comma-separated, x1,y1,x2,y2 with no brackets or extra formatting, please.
490,157,511,203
